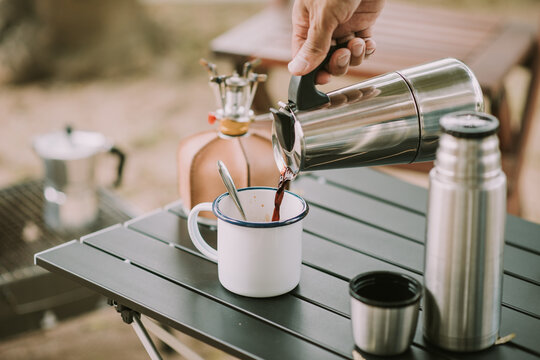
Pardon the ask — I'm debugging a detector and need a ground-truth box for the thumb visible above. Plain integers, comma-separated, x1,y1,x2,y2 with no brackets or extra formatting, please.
289,25,334,76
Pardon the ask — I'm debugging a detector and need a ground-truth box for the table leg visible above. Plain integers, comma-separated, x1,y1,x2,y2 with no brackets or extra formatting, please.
140,316,205,360
108,299,163,360
132,314,163,360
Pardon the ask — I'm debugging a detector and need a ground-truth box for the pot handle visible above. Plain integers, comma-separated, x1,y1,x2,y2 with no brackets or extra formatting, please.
109,146,125,188
288,42,348,111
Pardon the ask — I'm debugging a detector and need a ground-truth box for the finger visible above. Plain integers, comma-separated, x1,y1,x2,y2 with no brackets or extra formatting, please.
315,69,332,85
354,26,374,39
348,37,366,66
327,47,351,77
364,38,377,59
288,29,334,75
288,16,337,75
290,3,310,58
336,33,355,45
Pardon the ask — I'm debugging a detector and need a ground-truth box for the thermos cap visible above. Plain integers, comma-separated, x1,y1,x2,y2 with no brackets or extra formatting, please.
440,111,499,139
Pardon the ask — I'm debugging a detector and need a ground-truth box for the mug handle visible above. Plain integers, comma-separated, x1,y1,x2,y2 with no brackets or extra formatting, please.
187,202,218,262
109,146,126,188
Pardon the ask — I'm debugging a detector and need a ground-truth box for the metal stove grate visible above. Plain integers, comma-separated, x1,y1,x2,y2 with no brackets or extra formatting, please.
0,179,134,282
0,179,135,339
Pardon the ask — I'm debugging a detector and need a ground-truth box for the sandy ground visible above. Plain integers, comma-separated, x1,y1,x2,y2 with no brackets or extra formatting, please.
0,1,539,359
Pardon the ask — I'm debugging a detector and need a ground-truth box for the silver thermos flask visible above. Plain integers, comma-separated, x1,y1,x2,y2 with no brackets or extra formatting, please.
423,111,506,351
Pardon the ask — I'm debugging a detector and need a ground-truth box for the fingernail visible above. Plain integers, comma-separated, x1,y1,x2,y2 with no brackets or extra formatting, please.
366,48,376,56
352,43,364,58
288,56,309,74
337,53,350,67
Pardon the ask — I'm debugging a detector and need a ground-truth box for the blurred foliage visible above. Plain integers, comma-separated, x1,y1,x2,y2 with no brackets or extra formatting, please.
0,0,537,84
0,0,263,83
146,2,263,79
0,0,164,82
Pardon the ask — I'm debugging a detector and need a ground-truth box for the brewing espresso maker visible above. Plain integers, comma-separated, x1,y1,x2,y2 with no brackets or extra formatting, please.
271,56,484,175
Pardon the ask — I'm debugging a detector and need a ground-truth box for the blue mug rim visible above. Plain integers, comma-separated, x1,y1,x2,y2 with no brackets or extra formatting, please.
212,186,309,228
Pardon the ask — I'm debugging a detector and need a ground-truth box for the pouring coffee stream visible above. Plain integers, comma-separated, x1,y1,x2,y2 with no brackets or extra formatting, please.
271,167,295,222
217,159,292,223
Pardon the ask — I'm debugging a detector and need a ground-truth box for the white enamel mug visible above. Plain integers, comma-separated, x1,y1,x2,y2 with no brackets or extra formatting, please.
187,187,309,298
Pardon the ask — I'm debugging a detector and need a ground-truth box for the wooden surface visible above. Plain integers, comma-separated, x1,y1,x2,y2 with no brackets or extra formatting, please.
35,168,540,359
211,2,535,88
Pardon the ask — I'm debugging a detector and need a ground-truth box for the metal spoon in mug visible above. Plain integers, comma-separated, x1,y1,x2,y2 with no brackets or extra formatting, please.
217,160,247,221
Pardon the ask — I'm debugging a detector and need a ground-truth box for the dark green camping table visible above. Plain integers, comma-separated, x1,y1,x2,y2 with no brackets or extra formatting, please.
34,168,540,359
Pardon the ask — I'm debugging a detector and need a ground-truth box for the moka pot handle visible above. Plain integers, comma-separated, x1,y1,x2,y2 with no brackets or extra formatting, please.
287,42,348,111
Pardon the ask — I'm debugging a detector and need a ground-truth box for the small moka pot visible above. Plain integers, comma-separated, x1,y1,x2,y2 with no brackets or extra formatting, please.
33,126,125,231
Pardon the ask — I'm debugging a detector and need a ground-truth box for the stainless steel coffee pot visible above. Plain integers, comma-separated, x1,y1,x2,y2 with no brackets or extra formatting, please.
33,127,125,231
271,57,484,175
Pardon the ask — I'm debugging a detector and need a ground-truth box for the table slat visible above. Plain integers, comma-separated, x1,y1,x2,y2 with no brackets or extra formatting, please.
126,210,215,255
82,226,444,360
295,174,540,285
302,230,540,356
307,169,540,255
35,241,345,360
302,202,540,318
128,211,540,358
136,205,540,322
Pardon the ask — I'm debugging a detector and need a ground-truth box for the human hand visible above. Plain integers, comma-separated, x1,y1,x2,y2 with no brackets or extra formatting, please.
288,0,385,84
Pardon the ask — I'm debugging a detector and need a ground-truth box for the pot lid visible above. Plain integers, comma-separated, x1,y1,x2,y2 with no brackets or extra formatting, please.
33,126,111,160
